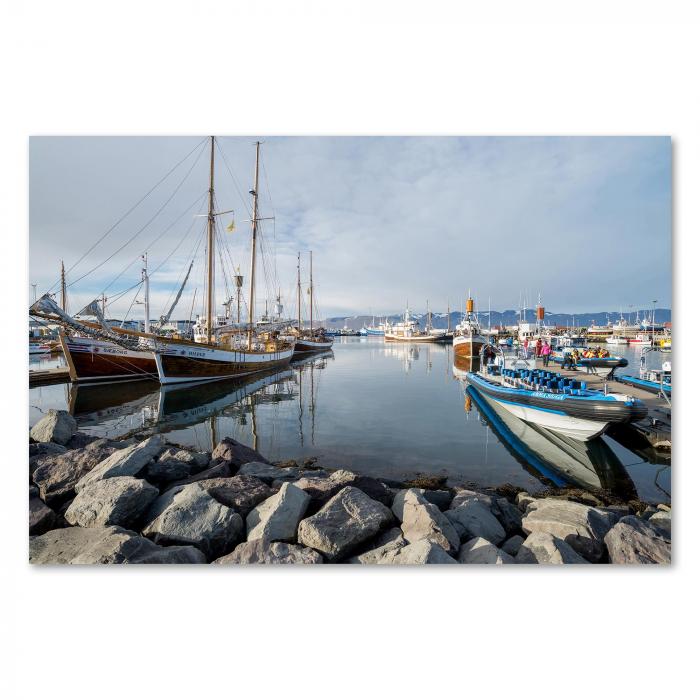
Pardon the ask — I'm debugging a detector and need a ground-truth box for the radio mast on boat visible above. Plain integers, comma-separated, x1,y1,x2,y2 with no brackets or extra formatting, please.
60,260,67,312
297,252,302,330
309,250,314,333
247,141,261,349
206,135,216,343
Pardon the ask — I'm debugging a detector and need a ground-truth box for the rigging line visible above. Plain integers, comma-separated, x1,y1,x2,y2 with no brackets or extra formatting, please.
104,280,144,311
47,136,208,293
151,214,207,281
120,281,144,326
215,138,253,219
67,143,207,290
260,156,278,290
102,189,208,294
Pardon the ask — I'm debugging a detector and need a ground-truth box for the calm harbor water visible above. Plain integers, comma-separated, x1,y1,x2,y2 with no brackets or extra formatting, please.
28,339,671,503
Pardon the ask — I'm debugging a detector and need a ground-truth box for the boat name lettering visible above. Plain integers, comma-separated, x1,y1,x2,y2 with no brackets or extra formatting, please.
532,392,567,401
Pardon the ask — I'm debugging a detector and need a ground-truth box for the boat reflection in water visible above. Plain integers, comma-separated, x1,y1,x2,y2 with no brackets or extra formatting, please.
453,356,637,498
67,351,334,450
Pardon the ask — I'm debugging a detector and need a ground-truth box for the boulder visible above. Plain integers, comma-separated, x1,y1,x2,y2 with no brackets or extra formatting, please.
451,489,494,510
158,447,209,470
64,432,101,450
144,459,193,483
657,503,671,513
516,492,537,512
346,528,407,564
648,510,671,536
29,442,68,476
418,489,452,511
75,435,164,492
393,489,460,553
169,461,232,487
293,469,357,508
458,537,515,564
445,501,506,545
29,496,58,536
246,483,310,542
521,498,618,562
238,461,301,484
214,540,323,564
64,476,158,529
501,535,524,557
197,475,273,516
491,497,523,536
29,526,206,564
377,540,458,565
298,486,394,562
603,516,671,564
142,483,243,560
211,437,269,468
515,532,590,564
32,438,120,506
29,409,77,445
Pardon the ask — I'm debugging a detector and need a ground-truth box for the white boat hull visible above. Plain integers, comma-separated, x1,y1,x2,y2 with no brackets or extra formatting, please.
490,397,609,440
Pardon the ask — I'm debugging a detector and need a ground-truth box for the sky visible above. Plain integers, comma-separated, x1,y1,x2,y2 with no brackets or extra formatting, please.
28,136,672,322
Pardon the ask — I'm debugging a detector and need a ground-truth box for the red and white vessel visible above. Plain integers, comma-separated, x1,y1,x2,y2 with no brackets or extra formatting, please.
453,295,487,358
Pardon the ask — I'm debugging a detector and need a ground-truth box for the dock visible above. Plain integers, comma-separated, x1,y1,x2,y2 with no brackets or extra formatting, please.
535,359,671,451
29,367,71,386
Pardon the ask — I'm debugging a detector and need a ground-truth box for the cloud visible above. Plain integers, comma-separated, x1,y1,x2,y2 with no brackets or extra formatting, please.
29,135,671,319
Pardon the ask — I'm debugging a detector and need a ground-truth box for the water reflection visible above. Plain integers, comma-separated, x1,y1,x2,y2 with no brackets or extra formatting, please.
67,352,334,452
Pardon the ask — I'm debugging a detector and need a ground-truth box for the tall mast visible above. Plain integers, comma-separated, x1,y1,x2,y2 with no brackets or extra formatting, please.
60,260,67,312
297,252,302,330
447,299,450,331
142,253,150,334
247,141,261,349
309,250,313,333
206,136,216,343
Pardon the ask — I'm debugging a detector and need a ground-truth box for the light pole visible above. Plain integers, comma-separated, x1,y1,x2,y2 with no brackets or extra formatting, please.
652,300,658,345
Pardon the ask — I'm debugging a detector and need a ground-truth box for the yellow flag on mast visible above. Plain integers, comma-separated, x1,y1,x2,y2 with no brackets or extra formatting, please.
226,217,236,233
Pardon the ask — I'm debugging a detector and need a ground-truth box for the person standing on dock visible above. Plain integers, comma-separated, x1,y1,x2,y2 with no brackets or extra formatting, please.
535,337,542,358
541,340,551,367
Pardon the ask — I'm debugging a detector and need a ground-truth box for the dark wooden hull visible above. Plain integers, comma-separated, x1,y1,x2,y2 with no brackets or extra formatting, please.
61,335,157,383
293,338,334,355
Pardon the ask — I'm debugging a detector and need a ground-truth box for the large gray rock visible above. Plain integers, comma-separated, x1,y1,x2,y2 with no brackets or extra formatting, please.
214,540,323,564
521,498,618,562
501,535,524,557
393,489,460,553
395,488,451,511
75,435,164,492
30,409,77,445
237,461,301,484
604,516,671,564
445,501,506,545
29,496,58,536
516,492,537,512
158,447,209,470
29,526,206,564
346,528,407,564
169,461,232,487
458,537,514,564
142,483,243,560
515,532,590,564
293,469,357,508
197,475,273,516
211,437,269,467
648,510,672,537
246,482,310,542
491,497,523,535
32,438,119,506
298,486,394,562
29,442,68,476
144,459,192,483
64,476,158,529
451,489,494,510
376,540,458,565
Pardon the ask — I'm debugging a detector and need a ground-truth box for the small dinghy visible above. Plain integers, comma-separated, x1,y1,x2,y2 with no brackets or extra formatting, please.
465,346,647,441
619,359,671,396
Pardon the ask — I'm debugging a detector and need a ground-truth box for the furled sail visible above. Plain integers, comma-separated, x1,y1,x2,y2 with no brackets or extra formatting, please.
158,260,193,329
29,294,140,350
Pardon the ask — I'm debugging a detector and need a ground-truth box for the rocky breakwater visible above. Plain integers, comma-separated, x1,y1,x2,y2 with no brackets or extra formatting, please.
29,410,672,565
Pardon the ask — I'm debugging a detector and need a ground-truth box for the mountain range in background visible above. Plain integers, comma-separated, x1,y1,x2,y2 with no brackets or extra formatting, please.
323,308,672,331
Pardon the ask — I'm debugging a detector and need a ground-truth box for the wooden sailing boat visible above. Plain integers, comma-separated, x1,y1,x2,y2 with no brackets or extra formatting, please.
289,251,334,355
153,138,295,384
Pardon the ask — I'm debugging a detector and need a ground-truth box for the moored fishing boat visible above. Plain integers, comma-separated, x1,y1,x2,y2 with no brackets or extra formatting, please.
606,335,628,346
629,332,653,346
452,294,487,357
385,307,440,342
465,345,647,440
